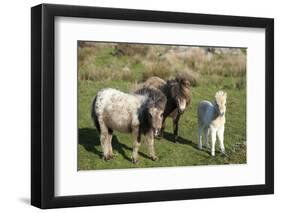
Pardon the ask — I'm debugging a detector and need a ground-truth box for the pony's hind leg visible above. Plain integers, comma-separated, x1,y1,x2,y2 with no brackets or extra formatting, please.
204,127,210,149
198,125,203,150
99,120,111,160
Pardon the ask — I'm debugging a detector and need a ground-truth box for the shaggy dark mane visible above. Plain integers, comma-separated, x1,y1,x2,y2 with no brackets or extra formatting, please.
134,87,167,111
137,102,153,134
175,74,192,100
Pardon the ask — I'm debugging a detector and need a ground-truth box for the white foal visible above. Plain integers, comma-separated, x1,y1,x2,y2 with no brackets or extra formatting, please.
197,91,227,156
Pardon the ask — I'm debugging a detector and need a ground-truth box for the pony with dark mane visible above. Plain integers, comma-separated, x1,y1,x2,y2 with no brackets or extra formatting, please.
91,87,166,163
142,73,192,142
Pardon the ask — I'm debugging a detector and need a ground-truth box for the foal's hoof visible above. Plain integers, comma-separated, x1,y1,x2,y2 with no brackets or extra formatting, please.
150,156,158,161
198,145,203,150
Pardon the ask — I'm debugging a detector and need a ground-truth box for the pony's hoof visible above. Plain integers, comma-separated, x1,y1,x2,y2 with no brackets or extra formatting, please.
111,152,118,158
198,145,203,150
150,156,158,161
131,157,138,164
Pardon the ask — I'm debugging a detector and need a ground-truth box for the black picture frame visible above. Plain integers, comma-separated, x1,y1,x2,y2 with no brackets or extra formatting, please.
31,3,274,209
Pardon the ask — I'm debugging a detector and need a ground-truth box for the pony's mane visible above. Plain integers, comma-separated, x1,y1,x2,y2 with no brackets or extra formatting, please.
137,101,152,134
134,87,167,110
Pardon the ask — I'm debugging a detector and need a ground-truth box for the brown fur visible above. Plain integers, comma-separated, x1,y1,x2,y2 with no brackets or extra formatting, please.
143,76,166,89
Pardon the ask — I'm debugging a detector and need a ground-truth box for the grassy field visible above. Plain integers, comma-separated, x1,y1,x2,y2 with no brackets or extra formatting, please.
78,42,247,170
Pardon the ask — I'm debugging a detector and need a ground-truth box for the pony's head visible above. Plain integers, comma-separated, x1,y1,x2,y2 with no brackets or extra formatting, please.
169,74,191,113
135,87,167,136
214,91,227,116
148,106,164,136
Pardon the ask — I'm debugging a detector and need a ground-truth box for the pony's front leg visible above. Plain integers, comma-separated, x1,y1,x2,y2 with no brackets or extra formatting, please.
131,128,141,163
218,126,225,155
210,127,217,156
146,131,158,161
173,112,181,143
159,116,166,138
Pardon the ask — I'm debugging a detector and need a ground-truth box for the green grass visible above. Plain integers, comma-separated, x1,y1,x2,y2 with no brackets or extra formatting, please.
78,78,246,170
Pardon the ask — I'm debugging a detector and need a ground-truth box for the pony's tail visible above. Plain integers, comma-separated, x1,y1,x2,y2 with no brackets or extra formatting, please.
91,96,100,133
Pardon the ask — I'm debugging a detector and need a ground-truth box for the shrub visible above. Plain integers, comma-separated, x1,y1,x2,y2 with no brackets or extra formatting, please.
142,60,173,81
113,43,149,57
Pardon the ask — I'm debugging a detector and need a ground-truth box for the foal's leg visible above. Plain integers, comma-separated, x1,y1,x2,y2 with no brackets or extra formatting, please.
217,126,226,154
203,127,210,149
131,128,141,163
210,127,217,156
146,131,158,161
172,112,181,143
198,124,203,150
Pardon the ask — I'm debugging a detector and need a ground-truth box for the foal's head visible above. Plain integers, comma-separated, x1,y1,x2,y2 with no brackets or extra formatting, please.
214,91,227,116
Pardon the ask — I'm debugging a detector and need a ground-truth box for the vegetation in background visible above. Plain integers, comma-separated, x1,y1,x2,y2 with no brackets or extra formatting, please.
78,41,247,170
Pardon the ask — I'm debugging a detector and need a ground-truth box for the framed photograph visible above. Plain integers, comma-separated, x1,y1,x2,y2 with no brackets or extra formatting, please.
31,4,274,209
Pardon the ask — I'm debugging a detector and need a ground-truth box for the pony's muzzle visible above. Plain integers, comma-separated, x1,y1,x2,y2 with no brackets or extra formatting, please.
153,128,160,136
178,108,184,114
